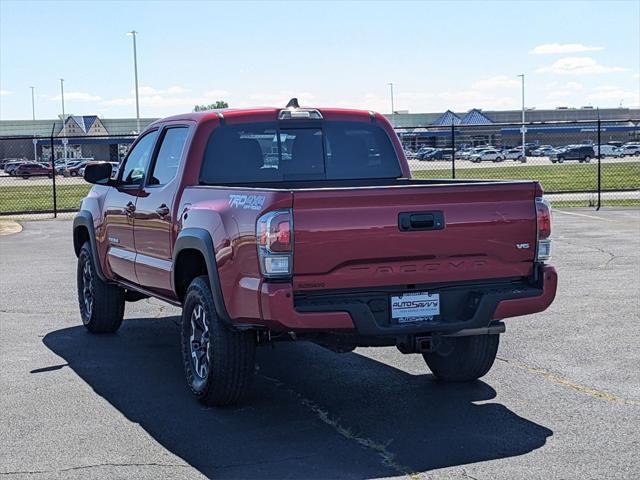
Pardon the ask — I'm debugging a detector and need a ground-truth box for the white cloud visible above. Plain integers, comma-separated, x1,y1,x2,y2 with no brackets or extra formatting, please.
587,85,639,105
360,89,518,113
530,43,604,55
537,57,628,75
471,75,520,90
101,85,233,112
136,85,189,96
249,91,316,107
51,91,102,102
0,90,14,96
545,81,584,99
203,89,230,98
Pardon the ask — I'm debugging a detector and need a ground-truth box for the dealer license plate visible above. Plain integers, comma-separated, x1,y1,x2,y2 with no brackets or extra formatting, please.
391,292,440,323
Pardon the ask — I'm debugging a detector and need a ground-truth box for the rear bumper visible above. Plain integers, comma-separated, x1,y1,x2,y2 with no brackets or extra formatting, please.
258,264,557,335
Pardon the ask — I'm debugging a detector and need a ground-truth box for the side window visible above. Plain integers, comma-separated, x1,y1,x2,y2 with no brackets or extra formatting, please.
119,130,158,185
148,127,189,186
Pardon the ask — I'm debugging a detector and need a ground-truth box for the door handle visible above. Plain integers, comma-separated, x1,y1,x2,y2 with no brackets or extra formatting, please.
155,204,170,217
398,211,445,231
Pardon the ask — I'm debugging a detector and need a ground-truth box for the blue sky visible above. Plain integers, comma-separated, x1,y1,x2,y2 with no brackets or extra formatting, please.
1,0,638,120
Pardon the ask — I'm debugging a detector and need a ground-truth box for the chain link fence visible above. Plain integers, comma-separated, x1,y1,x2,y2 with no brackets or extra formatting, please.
399,119,640,208
0,118,638,217
0,120,137,217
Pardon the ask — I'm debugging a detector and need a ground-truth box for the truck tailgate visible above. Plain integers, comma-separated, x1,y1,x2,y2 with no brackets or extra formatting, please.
292,182,537,291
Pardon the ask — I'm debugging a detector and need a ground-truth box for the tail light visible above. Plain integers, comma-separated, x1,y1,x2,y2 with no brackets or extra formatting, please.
535,197,552,262
257,209,293,278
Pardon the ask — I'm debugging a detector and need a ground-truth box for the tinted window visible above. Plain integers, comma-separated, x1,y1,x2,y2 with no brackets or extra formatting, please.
149,127,188,186
200,121,400,184
120,130,158,185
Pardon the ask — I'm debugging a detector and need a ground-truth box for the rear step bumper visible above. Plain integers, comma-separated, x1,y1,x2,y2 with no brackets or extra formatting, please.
258,265,557,335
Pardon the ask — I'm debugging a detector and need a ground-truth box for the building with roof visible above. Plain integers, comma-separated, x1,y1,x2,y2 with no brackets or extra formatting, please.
0,115,153,162
59,115,107,137
391,106,640,149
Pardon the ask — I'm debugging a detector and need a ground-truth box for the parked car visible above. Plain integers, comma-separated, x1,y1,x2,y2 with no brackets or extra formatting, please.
403,149,418,160
531,146,556,157
416,147,436,160
595,145,623,157
57,158,95,176
422,148,454,161
455,148,474,159
1,157,24,170
550,145,595,163
63,161,89,177
617,144,640,157
55,160,80,175
6,160,37,175
74,100,557,406
469,148,505,163
461,146,495,160
14,163,53,178
503,148,526,163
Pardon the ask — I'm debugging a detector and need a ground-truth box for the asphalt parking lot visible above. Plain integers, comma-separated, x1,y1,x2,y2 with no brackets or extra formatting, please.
1,210,639,479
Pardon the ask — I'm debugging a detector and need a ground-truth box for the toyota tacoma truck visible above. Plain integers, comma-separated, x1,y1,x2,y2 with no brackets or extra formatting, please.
74,99,557,406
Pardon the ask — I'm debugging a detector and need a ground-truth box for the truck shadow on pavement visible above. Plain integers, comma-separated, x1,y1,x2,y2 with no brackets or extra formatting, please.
43,317,552,479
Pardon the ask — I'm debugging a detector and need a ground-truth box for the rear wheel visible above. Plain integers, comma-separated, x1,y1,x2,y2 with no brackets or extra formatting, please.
584,156,591,163
77,242,125,333
181,276,256,406
423,334,499,382
557,156,565,163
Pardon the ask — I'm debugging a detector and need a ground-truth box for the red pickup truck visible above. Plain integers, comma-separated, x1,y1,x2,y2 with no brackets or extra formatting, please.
74,100,557,406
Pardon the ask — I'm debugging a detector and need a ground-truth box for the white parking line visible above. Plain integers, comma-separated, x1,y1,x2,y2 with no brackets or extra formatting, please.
553,210,619,222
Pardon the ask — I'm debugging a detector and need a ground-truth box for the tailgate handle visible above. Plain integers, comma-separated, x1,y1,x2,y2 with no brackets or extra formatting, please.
399,212,445,231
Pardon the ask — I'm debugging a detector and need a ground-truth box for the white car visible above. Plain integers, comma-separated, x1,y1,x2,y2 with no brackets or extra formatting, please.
595,145,623,157
503,148,526,162
469,148,505,163
617,144,640,156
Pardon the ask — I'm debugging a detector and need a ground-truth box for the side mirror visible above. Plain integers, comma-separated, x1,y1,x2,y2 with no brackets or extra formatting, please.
84,162,114,185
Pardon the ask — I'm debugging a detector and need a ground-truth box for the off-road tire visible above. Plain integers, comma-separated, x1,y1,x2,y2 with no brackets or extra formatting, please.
77,241,125,333
423,334,499,382
181,276,256,406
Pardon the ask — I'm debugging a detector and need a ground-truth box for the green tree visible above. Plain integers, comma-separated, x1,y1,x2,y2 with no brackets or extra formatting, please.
194,101,229,111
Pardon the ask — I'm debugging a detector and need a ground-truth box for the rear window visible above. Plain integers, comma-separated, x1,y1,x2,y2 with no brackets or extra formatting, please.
200,121,401,184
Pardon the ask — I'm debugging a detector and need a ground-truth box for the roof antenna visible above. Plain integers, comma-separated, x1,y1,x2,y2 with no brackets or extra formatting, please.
286,98,300,109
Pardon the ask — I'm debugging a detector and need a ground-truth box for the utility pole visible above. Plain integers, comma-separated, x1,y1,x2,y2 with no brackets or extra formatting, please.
30,86,37,160
517,74,526,161
128,30,141,133
60,78,67,166
388,82,395,127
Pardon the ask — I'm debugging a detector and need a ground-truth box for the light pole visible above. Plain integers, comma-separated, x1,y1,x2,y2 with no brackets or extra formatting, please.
127,30,141,133
387,82,395,127
517,74,526,161
30,86,37,160
60,78,68,165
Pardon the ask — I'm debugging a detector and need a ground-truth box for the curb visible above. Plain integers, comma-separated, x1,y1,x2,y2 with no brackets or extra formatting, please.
0,220,23,236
